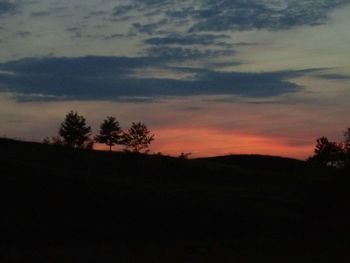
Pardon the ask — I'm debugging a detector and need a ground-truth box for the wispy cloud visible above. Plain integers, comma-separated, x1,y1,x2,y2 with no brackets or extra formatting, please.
189,0,350,32
132,19,169,35
112,0,350,34
315,73,350,80
113,4,136,16
30,11,50,17
144,33,229,46
14,31,31,38
145,46,235,60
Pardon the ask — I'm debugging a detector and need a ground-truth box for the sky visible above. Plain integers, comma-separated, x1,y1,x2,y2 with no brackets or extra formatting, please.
0,0,350,158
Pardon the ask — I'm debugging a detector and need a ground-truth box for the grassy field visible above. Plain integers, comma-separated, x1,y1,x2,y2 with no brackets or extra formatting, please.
1,138,350,262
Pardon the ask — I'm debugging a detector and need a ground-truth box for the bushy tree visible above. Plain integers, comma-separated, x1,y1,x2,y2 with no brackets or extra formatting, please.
42,137,50,144
343,127,350,167
42,136,64,146
123,122,154,153
95,116,123,151
59,111,92,148
178,152,192,159
308,136,344,167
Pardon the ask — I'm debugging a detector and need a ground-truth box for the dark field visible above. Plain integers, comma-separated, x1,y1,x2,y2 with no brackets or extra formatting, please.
1,138,350,262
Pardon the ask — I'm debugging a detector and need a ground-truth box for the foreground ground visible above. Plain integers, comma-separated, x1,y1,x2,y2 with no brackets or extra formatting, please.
1,138,349,262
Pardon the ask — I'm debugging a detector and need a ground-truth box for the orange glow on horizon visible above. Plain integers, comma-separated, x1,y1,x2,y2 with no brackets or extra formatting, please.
94,127,314,160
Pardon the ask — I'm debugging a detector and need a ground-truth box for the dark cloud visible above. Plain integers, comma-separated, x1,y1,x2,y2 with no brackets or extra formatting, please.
189,0,350,32
15,31,31,38
165,6,197,19
316,73,350,80
30,11,50,17
103,33,135,40
66,27,83,38
89,11,108,16
132,20,168,34
145,46,235,60
0,56,157,76
144,33,229,46
113,4,136,16
0,56,320,102
110,15,134,22
0,0,16,15
114,0,350,33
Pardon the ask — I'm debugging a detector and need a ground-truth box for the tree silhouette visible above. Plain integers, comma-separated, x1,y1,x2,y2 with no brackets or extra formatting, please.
343,128,350,167
95,116,123,151
123,122,154,153
42,136,64,146
59,111,91,148
178,152,192,159
308,136,343,166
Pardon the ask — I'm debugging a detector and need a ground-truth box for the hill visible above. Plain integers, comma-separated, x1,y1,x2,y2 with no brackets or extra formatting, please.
1,138,350,262
199,154,306,172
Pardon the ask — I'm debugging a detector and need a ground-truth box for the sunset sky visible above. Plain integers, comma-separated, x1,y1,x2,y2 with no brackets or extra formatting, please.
1,0,350,158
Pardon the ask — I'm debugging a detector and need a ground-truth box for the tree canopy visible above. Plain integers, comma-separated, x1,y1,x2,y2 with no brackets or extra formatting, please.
123,122,154,153
95,116,123,151
59,111,92,148
308,136,344,167
343,128,350,167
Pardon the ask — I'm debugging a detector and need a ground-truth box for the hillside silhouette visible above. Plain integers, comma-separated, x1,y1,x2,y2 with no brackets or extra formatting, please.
1,138,350,262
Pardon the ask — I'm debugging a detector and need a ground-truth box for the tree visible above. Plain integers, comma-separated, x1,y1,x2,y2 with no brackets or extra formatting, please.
308,136,344,167
343,128,350,152
42,136,64,146
178,152,192,159
343,127,350,167
95,116,124,151
123,122,154,153
59,111,91,148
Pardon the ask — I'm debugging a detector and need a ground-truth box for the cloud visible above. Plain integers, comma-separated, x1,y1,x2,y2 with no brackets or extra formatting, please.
145,46,235,60
0,56,318,102
132,20,168,34
189,0,350,32
30,11,50,17
15,31,31,38
103,33,135,40
112,0,350,34
0,0,16,15
144,33,229,46
113,4,136,16
315,73,350,80
66,27,83,38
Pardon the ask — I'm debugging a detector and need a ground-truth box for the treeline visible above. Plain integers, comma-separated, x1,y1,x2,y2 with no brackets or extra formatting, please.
43,111,154,153
44,111,349,166
308,127,350,168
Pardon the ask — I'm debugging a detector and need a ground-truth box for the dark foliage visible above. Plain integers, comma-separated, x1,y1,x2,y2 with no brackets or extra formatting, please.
59,111,92,148
343,128,350,168
123,122,154,152
95,116,123,151
308,137,344,167
178,152,192,159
